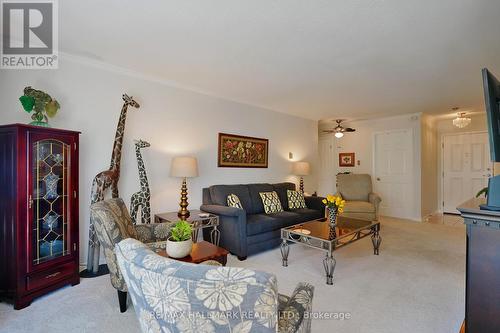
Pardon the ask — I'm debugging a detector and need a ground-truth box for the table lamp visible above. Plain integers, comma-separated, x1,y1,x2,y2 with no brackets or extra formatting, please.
170,156,199,220
292,161,310,194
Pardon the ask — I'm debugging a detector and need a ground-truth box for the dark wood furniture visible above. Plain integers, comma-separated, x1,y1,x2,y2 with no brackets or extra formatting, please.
0,124,80,309
156,241,229,266
457,198,500,333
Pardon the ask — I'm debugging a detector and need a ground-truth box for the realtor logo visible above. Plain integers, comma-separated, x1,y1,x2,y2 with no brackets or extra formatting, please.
1,0,58,69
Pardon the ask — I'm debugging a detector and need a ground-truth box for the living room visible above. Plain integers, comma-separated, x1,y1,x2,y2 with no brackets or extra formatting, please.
1,1,499,333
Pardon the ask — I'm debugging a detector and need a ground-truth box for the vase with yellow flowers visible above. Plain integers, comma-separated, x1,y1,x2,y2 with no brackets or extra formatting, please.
322,194,345,228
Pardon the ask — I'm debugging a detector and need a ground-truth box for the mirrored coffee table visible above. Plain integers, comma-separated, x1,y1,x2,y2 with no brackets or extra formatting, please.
280,217,381,285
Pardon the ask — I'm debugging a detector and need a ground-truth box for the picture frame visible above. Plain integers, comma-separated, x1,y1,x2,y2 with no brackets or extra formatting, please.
339,152,355,167
218,133,269,168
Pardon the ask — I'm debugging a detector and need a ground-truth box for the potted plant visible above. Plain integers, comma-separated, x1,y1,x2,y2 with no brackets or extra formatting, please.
19,86,60,127
166,220,193,258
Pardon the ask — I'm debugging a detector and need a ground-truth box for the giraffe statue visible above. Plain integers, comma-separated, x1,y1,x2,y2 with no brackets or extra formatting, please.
85,94,140,275
130,139,152,225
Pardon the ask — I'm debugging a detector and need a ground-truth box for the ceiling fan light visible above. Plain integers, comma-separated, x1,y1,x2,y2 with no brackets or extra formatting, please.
334,132,344,138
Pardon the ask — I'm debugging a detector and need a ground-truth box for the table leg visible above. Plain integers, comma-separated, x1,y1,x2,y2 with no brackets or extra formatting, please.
371,226,381,255
280,240,289,267
210,226,220,246
323,253,336,285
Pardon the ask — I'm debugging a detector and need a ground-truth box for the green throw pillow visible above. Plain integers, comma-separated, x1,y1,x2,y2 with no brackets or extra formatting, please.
259,191,284,214
287,189,307,209
227,193,243,209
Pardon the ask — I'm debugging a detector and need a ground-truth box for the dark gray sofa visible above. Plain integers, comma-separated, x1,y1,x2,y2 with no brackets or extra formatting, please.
201,182,325,260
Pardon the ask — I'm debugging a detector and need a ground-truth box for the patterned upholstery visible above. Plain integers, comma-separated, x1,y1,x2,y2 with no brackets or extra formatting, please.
226,193,243,209
287,190,307,210
259,191,284,214
90,198,173,292
116,238,315,333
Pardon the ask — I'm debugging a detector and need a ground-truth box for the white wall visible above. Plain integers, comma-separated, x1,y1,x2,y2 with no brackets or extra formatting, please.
318,113,422,220
421,114,438,217
0,56,318,265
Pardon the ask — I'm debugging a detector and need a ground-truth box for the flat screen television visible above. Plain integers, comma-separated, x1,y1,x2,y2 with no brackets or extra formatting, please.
481,68,500,210
483,68,500,162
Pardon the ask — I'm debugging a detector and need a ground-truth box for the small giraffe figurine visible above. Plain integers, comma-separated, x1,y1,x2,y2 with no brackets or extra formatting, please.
85,94,140,275
130,139,152,225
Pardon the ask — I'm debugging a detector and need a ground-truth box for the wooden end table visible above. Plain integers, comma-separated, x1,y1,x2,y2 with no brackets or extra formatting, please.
155,241,229,266
154,210,220,246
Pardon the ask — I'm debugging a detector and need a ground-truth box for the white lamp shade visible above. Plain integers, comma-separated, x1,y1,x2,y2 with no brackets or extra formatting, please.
292,161,310,176
170,157,199,178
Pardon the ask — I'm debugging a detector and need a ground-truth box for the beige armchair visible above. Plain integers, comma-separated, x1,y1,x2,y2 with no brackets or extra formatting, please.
336,174,381,221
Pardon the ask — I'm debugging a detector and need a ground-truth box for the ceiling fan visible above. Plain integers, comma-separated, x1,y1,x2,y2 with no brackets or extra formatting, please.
323,119,356,138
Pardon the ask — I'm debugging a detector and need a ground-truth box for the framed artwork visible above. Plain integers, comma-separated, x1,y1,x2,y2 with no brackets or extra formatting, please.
339,153,355,167
218,133,269,168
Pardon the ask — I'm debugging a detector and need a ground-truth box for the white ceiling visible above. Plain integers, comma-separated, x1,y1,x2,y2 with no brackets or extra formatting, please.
59,0,500,120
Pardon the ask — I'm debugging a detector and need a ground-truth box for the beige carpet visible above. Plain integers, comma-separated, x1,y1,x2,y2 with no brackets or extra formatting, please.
0,217,466,333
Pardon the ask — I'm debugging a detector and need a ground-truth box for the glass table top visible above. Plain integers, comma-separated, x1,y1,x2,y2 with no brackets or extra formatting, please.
283,216,378,242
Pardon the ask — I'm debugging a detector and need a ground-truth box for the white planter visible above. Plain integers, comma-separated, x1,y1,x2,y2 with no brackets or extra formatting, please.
166,238,193,258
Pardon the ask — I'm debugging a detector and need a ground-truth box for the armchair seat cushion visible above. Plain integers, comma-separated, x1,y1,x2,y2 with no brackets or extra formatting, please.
344,201,375,213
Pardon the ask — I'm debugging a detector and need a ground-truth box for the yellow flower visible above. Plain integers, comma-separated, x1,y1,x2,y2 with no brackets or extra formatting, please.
326,194,335,203
338,208,344,214
322,199,327,204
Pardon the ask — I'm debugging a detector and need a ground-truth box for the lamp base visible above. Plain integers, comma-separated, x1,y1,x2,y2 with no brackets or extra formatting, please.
178,178,190,220
178,209,190,220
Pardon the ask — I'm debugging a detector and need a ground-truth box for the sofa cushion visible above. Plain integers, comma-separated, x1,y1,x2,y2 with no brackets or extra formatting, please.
260,191,284,214
344,201,375,213
272,182,296,211
287,190,307,209
227,194,243,209
247,183,275,214
209,185,252,212
289,208,323,221
247,211,301,235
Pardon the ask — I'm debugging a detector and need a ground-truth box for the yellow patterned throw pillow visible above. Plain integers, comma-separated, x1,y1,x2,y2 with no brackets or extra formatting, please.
287,190,307,209
259,191,284,214
227,193,243,209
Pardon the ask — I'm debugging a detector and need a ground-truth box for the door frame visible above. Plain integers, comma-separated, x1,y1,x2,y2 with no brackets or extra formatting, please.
439,130,490,214
372,128,417,220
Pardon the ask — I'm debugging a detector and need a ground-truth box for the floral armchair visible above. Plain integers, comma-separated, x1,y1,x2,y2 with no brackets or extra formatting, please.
89,198,173,313
116,238,315,333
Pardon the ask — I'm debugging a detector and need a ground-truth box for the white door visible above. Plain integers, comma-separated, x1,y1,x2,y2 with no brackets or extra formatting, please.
318,136,334,196
373,129,415,219
442,132,491,213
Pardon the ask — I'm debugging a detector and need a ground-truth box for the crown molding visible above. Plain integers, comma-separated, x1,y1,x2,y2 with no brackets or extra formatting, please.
58,51,315,122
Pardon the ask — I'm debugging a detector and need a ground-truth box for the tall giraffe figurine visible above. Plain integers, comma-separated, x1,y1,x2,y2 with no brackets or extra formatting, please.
130,139,152,225
84,94,140,275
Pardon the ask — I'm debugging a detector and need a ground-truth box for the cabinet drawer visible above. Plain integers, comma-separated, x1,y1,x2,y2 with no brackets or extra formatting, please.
26,263,75,291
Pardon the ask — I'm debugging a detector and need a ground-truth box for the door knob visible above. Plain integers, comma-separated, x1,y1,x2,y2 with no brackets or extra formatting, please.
376,177,381,181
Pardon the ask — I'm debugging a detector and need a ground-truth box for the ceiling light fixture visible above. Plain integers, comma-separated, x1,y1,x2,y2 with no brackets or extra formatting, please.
334,132,344,138
452,108,471,128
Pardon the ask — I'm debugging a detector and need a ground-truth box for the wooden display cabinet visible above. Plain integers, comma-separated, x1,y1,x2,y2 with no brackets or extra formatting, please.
0,124,80,309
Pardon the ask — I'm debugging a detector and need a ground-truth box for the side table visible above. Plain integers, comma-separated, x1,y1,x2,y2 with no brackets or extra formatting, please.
154,210,220,246
155,241,228,266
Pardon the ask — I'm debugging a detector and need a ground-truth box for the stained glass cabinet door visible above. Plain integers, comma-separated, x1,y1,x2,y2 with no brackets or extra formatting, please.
29,133,76,271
